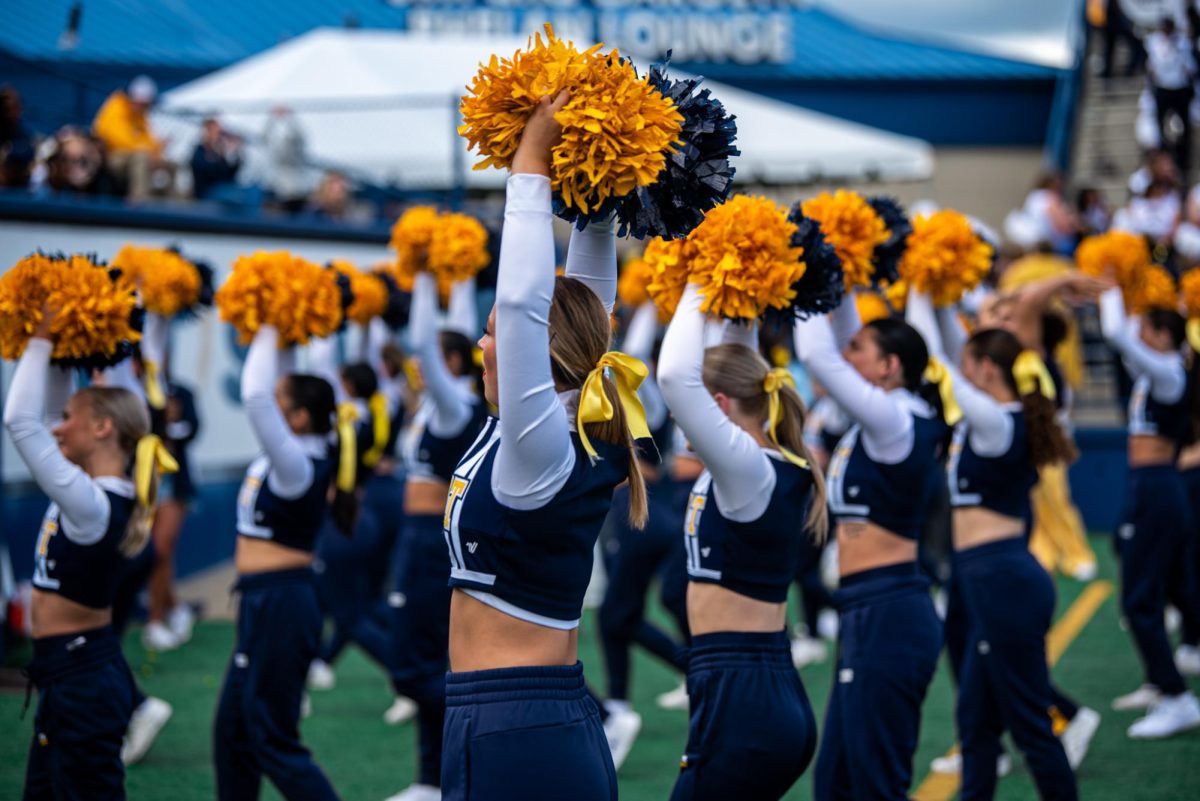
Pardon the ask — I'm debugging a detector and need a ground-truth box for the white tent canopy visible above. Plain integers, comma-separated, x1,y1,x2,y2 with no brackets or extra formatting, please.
157,28,933,191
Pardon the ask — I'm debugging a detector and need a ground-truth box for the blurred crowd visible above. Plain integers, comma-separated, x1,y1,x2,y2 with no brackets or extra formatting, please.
0,76,379,225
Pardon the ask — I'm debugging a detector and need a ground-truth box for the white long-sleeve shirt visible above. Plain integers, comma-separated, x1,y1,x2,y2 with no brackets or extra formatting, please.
1099,287,1186,405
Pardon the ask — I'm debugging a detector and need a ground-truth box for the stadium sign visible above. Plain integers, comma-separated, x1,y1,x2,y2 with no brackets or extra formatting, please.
383,0,800,65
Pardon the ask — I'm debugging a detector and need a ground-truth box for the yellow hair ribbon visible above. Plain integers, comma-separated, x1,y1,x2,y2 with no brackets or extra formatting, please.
134,434,178,510
576,351,651,463
142,359,166,411
473,347,485,368
335,403,359,493
924,358,963,426
363,391,391,468
1012,350,1057,402
762,368,808,469
402,357,425,394
1188,319,1200,354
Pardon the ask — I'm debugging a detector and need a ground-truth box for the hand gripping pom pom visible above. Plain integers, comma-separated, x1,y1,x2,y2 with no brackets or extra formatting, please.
113,245,207,319
1076,231,1160,311
898,210,993,307
801,191,890,291
0,252,141,367
330,260,390,326
611,59,739,240
1129,265,1177,314
215,251,344,346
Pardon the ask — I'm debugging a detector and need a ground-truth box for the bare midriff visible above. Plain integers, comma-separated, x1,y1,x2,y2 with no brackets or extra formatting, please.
405,478,450,517
838,520,918,577
1129,434,1177,468
687,582,786,637
952,506,1025,552
31,590,112,639
448,590,578,672
235,537,314,575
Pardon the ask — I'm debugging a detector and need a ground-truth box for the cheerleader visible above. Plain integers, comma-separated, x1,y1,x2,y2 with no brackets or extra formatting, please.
597,300,689,764
383,263,488,801
1100,287,1200,738
213,323,351,801
1175,438,1200,676
6,308,176,800
794,299,947,801
657,283,825,800
908,290,1077,800
439,93,647,801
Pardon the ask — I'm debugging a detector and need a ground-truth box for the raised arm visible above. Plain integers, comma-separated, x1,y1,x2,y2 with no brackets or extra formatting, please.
411,271,475,436
141,312,169,404
1099,287,1186,403
622,302,668,431
4,339,112,543
564,217,617,314
446,276,480,339
242,326,315,498
793,311,912,463
306,333,347,406
658,284,776,521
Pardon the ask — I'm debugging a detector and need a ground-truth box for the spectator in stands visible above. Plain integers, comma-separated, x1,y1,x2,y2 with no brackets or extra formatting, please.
1096,0,1145,79
36,127,108,196
0,86,35,189
1076,186,1111,235
1021,171,1080,255
305,170,373,225
1146,17,1196,174
262,106,309,214
1113,177,1182,247
1129,148,1181,196
93,75,180,202
190,117,258,210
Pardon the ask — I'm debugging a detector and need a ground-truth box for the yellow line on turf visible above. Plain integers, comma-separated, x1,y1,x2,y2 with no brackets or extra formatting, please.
910,580,1114,801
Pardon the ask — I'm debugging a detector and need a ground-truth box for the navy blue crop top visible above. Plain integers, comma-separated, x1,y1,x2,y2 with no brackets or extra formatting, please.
444,416,629,629
32,478,136,610
947,411,1037,519
236,451,334,553
403,399,488,484
1129,374,1191,445
684,453,817,603
826,413,947,540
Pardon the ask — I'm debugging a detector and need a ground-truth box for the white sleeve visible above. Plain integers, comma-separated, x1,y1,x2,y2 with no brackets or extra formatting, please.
937,307,968,367
1099,288,1186,403
491,174,577,509
242,326,315,499
721,318,759,350
793,313,913,464
3,339,111,544
306,334,347,406
411,272,474,437
446,276,479,339
622,303,658,362
99,358,143,400
564,218,617,314
141,312,169,401
830,295,862,352
658,284,776,522
905,289,943,359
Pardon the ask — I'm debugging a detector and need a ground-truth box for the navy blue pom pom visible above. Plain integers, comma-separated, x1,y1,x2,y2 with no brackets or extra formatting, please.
165,244,215,321
375,270,411,331
777,206,845,321
867,196,910,286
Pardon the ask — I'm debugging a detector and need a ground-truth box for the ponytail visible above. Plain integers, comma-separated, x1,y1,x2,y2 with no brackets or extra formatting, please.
774,384,830,542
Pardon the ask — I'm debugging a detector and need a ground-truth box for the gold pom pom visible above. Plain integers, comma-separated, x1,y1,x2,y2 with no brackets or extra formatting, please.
215,251,343,346
0,253,140,362
390,205,441,288
643,236,689,322
330,260,388,326
1129,265,1178,313
1075,231,1160,311
801,191,889,290
618,253,655,308
459,24,683,215
428,213,490,284
684,195,804,321
854,290,891,324
882,279,909,313
898,210,992,306
112,245,202,317
1182,269,1200,319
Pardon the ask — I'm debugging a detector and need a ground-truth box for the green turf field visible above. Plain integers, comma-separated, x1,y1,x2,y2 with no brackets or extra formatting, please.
3,539,1198,800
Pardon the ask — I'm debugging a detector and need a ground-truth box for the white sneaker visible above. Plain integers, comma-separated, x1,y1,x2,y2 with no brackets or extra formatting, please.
1067,561,1098,582
1061,707,1101,770
603,702,642,771
166,605,195,643
301,693,312,719
383,783,441,801
1127,692,1200,739
928,750,1010,777
307,659,337,691
141,621,181,652
816,608,839,642
1113,684,1163,711
383,695,417,725
1175,644,1200,677
1166,606,1182,634
790,635,828,668
122,697,172,765
656,681,689,711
